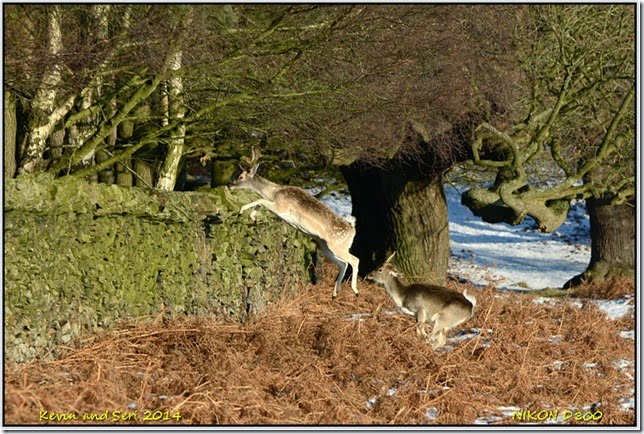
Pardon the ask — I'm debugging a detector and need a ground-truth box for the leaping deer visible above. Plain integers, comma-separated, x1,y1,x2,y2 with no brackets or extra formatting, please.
229,146,360,299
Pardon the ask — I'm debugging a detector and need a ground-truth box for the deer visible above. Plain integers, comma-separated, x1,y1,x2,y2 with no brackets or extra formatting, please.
229,146,360,299
366,252,476,349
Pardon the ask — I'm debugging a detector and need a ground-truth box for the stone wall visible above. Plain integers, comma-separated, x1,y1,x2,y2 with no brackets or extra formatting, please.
4,175,316,362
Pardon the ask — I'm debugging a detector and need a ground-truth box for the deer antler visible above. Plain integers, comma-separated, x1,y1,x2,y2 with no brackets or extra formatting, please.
241,145,262,169
385,251,396,264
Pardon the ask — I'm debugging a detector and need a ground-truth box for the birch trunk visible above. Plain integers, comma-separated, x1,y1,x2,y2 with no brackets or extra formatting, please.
156,8,193,191
155,48,186,191
18,6,72,175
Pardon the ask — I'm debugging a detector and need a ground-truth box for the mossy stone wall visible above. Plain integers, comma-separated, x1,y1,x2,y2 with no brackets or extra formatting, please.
4,175,315,363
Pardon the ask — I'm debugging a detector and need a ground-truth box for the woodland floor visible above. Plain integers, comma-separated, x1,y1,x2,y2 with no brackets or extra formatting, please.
4,265,635,427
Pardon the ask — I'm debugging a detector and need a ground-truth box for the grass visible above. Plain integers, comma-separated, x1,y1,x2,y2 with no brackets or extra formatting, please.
4,266,635,426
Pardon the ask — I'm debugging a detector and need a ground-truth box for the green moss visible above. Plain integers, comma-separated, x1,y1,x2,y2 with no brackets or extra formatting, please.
4,176,315,363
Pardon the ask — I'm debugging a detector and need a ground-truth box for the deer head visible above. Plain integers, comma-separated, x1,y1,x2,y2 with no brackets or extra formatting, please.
367,251,403,283
230,146,261,190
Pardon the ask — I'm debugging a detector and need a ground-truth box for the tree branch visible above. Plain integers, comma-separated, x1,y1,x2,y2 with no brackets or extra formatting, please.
51,74,164,174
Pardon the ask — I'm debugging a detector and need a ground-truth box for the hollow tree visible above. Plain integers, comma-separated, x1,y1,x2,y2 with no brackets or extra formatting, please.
303,5,525,283
341,130,455,284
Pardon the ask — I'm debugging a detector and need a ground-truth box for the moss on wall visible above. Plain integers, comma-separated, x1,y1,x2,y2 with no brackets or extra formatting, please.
4,175,315,363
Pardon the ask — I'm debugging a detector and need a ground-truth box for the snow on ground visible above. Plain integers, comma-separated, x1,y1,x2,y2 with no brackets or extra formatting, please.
595,295,635,320
316,182,592,291
445,185,591,291
533,295,634,323
321,183,633,321
319,183,634,424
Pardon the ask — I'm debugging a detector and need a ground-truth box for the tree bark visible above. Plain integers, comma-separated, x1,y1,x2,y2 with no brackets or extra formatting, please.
94,5,116,185
116,159,133,187
134,160,154,188
564,198,635,287
342,160,450,284
155,63,186,191
4,90,17,179
564,160,635,287
18,6,72,175
156,8,192,191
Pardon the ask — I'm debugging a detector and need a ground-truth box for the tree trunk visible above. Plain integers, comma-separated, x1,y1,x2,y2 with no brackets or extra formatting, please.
341,161,450,284
134,160,154,188
4,90,17,179
18,6,74,175
96,150,115,184
211,158,237,187
48,128,65,161
94,5,116,185
564,160,635,287
565,198,635,287
155,82,188,190
156,8,192,191
116,158,133,187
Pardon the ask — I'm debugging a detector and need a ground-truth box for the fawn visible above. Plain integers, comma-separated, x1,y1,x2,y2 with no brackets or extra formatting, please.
367,253,476,349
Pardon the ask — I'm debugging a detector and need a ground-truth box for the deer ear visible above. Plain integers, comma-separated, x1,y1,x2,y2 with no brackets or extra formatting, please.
250,163,260,176
391,268,403,278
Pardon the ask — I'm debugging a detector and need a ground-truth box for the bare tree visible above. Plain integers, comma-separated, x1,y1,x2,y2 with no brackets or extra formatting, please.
459,5,635,284
16,6,75,175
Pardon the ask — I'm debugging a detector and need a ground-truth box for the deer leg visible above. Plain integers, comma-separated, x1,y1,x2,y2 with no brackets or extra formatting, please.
239,199,273,221
345,253,360,296
428,314,450,349
431,332,447,349
416,308,428,337
331,251,360,297
318,241,348,299
333,260,349,299
239,200,262,214
427,314,441,341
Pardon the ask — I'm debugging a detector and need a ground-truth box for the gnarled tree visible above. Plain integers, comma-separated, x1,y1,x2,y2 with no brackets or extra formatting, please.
458,5,635,285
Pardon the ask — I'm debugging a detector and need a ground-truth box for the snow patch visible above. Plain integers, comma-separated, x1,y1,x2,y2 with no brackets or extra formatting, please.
596,297,634,320
343,312,371,322
424,406,438,421
473,415,504,425
365,396,378,410
321,185,632,423
446,186,590,290
619,397,635,411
